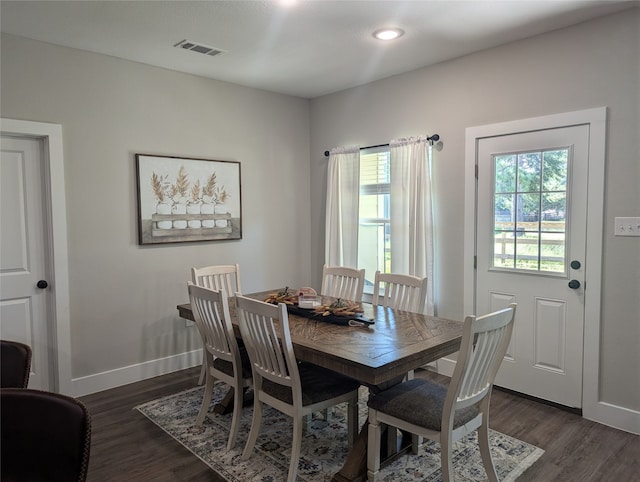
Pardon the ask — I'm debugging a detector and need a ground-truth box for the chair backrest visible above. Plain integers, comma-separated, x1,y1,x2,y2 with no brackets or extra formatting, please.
1,388,92,482
1,339,32,388
321,264,366,302
235,295,302,403
191,264,241,295
372,271,428,314
445,303,517,415
188,283,241,369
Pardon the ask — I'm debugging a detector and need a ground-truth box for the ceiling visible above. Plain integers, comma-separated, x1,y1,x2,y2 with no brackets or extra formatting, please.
1,0,637,99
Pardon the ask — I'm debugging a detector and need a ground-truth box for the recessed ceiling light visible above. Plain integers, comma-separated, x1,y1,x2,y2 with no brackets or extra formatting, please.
373,28,404,41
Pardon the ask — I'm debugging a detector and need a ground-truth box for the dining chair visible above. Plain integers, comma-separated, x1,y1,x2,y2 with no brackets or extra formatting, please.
191,263,242,385
236,294,360,482
188,283,252,450
1,339,32,388
321,264,366,302
366,303,517,482
372,271,428,315
1,388,92,482
373,271,429,383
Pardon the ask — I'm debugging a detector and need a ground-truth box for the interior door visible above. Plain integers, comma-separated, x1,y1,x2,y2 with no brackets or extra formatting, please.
0,135,51,390
476,125,589,409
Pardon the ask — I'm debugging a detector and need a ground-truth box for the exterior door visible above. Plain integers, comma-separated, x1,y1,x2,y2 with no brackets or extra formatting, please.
475,125,589,409
0,135,51,390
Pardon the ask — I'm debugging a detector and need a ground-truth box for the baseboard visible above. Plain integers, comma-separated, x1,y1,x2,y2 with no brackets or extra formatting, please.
583,400,640,435
71,349,202,397
433,356,639,434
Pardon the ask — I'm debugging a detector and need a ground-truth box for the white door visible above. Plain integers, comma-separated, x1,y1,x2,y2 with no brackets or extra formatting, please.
475,125,589,409
0,135,51,390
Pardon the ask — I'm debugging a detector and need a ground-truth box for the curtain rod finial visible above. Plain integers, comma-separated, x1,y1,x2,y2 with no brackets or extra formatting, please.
324,150,330,157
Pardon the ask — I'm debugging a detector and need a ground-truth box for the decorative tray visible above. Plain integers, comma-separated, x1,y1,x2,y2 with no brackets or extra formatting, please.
286,304,374,326
262,288,374,326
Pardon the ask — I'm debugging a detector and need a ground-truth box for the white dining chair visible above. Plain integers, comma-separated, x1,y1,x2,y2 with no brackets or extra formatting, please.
188,283,252,450
373,271,428,383
236,294,360,482
191,264,242,385
366,303,517,482
321,264,366,302
372,271,428,315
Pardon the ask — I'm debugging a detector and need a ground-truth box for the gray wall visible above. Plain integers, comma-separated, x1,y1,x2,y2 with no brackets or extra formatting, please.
310,10,639,411
1,33,313,379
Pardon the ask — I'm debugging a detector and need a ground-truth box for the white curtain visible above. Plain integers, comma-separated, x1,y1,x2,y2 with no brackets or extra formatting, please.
390,136,435,315
325,146,360,268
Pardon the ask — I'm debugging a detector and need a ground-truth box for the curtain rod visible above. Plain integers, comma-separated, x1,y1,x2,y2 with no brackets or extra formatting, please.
323,134,440,157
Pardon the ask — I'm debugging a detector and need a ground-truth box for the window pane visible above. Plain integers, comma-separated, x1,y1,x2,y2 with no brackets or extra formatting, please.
515,232,539,270
541,232,565,272
359,147,391,285
516,193,540,228
359,193,388,218
542,150,568,191
542,192,566,232
495,155,516,193
494,193,514,231
517,152,541,193
493,231,515,268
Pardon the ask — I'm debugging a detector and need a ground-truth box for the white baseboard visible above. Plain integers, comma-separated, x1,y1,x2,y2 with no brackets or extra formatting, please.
432,356,638,434
584,401,640,435
71,349,202,397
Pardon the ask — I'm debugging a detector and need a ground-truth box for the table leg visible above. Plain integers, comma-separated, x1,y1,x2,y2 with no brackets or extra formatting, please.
213,387,253,415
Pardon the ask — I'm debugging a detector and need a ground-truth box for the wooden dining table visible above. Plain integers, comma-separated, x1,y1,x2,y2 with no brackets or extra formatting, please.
177,289,463,482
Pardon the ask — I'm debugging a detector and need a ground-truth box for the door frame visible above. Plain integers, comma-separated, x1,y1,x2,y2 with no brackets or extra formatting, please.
1,118,72,395
462,107,607,423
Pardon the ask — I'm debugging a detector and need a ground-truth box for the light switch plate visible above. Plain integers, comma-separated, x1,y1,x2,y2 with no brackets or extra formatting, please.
614,217,640,236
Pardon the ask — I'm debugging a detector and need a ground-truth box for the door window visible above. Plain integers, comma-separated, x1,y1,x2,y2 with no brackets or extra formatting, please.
492,148,569,274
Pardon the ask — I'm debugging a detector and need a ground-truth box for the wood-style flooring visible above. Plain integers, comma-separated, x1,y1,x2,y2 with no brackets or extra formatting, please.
79,367,639,481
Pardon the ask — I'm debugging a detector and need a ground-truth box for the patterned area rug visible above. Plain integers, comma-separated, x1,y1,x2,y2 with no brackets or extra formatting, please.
135,383,543,481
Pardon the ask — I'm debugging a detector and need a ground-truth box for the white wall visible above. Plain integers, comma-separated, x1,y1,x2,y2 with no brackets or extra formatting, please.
310,10,639,417
1,33,313,391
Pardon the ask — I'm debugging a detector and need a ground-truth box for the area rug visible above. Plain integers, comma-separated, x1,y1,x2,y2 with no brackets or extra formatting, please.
135,383,544,481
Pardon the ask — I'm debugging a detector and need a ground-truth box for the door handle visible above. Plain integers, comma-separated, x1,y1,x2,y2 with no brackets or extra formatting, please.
568,280,581,289
36,280,48,289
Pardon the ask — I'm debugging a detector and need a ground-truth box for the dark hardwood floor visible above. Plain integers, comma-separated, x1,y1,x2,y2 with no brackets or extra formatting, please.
79,367,639,481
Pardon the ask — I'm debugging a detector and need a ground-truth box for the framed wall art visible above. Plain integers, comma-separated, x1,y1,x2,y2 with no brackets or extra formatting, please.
135,154,242,245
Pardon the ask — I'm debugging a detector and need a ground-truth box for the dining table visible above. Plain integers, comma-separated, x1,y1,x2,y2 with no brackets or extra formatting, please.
177,289,463,482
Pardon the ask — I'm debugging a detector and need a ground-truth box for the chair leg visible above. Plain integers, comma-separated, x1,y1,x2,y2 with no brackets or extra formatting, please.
367,410,382,482
226,386,244,450
478,419,499,482
241,399,263,460
289,415,304,482
440,430,454,482
197,346,206,385
195,370,214,425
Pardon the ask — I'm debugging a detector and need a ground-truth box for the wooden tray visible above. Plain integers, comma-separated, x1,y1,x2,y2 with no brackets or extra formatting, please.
287,304,374,326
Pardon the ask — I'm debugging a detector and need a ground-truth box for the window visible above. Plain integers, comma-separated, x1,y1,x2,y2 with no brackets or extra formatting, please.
358,147,391,289
492,148,568,273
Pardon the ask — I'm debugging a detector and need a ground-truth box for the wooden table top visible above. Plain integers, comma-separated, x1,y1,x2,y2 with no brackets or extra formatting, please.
178,289,463,387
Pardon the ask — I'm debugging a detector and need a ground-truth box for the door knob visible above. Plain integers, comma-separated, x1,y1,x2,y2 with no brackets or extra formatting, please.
36,280,48,289
568,280,581,289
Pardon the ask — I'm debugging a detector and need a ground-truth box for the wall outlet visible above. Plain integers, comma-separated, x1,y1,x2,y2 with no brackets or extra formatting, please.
614,217,640,237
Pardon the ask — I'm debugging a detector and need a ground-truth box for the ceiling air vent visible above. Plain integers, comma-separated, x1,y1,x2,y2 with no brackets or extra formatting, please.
174,39,225,57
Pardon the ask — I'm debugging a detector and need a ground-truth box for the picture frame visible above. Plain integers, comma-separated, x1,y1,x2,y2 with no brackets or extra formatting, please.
135,154,242,245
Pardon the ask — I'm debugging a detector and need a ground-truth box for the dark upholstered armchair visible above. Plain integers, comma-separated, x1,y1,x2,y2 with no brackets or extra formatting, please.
1,339,32,388
1,388,92,482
